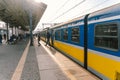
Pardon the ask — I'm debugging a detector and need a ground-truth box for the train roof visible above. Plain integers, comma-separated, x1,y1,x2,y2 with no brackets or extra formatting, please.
50,16,85,29
50,3,120,29
88,3,120,21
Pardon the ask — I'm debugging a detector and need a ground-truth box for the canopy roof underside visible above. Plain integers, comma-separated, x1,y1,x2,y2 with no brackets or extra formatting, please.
0,0,47,30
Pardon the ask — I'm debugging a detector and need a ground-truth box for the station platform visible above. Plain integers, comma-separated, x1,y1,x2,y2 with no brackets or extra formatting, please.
0,38,101,80
33,39,101,80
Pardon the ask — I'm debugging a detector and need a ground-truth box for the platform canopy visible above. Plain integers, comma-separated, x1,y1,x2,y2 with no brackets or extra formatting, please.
0,0,47,30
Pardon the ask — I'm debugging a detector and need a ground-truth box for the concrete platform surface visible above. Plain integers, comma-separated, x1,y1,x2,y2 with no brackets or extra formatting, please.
34,39,101,80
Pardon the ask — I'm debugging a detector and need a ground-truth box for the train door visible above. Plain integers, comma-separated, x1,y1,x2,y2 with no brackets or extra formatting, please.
50,29,54,46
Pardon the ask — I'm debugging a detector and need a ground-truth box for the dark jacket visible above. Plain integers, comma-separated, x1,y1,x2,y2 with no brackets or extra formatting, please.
38,33,41,41
46,32,50,39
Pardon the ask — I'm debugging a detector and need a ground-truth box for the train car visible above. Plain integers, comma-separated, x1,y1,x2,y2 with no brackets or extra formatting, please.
86,3,120,80
41,3,120,80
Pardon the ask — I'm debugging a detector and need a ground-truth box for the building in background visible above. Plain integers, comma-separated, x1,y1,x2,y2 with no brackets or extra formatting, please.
0,21,7,37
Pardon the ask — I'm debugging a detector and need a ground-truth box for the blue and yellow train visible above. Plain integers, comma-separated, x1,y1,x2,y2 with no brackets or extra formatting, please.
40,3,120,80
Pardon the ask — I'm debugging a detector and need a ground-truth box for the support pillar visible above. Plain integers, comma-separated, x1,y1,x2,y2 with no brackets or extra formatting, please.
29,9,33,46
6,23,9,43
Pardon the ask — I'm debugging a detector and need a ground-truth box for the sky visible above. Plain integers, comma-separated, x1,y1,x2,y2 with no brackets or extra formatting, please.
34,0,120,31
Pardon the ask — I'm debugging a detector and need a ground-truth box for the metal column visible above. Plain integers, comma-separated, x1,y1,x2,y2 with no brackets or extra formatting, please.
29,9,33,46
84,14,89,69
6,23,9,44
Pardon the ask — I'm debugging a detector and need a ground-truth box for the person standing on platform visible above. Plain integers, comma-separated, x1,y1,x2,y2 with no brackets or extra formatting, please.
3,34,6,41
0,34,2,44
45,31,51,46
38,33,41,46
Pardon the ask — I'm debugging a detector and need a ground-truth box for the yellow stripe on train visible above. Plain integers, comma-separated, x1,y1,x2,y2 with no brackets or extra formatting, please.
54,40,120,80
54,41,84,64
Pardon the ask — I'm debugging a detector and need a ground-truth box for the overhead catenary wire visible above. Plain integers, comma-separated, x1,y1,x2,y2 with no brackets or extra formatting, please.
55,0,71,14
48,0,70,22
50,0,86,22
72,0,109,19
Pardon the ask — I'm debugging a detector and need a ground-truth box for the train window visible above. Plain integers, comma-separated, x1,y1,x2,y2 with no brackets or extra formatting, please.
95,23,118,50
63,28,68,40
55,31,57,40
55,30,61,40
71,27,80,43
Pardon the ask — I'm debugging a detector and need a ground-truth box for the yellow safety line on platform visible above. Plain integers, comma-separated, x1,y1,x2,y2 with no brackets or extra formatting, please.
11,41,30,80
41,42,77,80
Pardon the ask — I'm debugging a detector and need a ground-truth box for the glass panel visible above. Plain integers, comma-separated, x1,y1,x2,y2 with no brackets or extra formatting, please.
95,37,118,49
55,31,57,40
95,24,117,36
63,29,68,40
95,23,118,50
57,30,61,40
71,27,80,42
55,30,61,40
